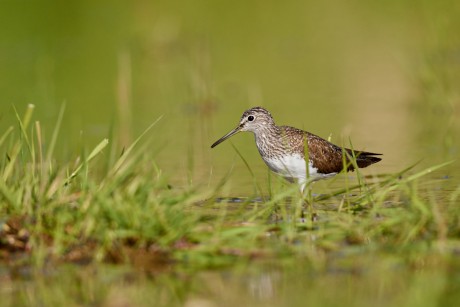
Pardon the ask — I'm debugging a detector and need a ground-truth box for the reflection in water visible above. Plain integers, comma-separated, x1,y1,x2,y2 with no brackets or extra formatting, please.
4,256,460,307
248,271,278,301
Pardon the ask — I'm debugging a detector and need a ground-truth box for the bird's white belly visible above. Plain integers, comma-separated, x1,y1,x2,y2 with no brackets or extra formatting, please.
263,154,335,182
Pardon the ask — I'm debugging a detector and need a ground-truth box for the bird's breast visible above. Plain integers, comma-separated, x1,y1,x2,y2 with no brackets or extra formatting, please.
263,154,314,180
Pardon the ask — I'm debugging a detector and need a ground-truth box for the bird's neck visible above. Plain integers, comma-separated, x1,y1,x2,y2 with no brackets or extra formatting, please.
253,125,283,159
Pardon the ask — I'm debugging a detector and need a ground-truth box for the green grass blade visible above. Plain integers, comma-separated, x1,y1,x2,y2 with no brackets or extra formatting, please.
3,104,35,181
0,179,17,208
0,126,14,147
46,102,66,166
108,115,163,176
66,138,109,183
405,160,454,182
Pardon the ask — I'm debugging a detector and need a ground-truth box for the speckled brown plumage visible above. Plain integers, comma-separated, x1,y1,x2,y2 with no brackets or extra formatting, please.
253,124,380,175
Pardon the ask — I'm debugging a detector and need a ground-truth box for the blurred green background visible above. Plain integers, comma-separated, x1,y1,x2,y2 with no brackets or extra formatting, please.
0,0,459,193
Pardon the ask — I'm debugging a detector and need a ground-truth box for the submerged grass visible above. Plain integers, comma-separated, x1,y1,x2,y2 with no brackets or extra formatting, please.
0,105,459,270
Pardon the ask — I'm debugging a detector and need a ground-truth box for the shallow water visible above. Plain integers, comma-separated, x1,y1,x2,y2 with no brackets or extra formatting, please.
2,254,460,307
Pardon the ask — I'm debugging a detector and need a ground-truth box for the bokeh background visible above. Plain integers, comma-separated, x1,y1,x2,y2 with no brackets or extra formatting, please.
1,0,459,193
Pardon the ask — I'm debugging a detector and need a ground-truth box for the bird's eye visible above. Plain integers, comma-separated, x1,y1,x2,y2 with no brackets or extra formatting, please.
248,115,254,121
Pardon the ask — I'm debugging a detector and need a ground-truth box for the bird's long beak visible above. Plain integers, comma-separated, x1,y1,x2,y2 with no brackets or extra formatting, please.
211,126,242,148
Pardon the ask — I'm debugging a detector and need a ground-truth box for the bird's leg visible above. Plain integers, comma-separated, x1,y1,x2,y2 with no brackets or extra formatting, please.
300,180,317,222
300,139,318,222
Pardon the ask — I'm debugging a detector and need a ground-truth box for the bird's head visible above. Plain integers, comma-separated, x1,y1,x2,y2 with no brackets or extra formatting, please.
211,107,275,148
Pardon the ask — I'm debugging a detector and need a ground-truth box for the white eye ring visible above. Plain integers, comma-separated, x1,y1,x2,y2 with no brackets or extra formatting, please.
248,115,255,121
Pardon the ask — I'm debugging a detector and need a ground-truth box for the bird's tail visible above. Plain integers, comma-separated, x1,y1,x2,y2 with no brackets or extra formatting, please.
346,149,382,169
